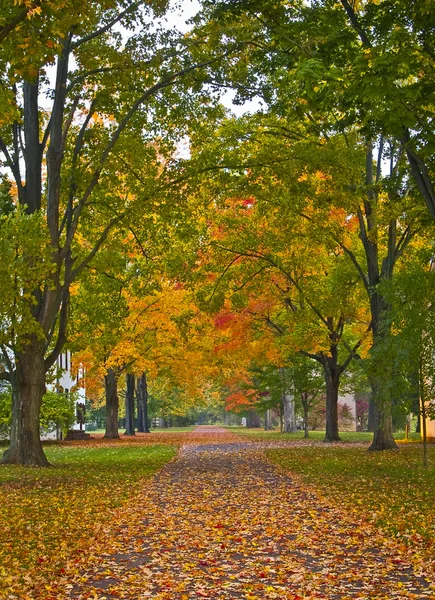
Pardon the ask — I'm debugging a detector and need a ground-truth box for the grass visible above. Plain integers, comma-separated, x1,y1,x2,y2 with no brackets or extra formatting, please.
0,441,177,599
266,443,435,549
226,426,422,443
87,426,195,435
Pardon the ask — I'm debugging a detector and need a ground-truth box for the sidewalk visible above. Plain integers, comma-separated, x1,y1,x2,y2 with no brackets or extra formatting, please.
67,427,433,599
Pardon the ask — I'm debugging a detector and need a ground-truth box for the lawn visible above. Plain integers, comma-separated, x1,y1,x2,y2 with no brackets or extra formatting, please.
226,426,422,443
88,425,195,435
266,443,435,554
0,442,177,599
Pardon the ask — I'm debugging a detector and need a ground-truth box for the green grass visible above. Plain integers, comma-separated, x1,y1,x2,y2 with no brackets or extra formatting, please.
226,426,422,443
0,442,177,599
87,426,195,434
266,443,435,547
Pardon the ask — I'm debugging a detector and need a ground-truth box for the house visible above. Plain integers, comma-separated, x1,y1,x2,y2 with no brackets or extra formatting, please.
41,350,88,440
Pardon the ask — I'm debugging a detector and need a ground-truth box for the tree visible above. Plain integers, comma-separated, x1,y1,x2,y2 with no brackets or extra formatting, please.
286,354,324,439
124,372,135,436
136,372,150,433
194,174,368,441
0,1,233,464
385,251,435,465
193,0,435,449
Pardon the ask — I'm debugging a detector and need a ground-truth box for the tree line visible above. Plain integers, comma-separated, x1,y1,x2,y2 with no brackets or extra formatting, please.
0,0,435,465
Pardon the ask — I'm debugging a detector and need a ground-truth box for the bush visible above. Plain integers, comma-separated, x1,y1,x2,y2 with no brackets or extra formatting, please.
0,389,12,438
40,390,76,436
0,389,76,438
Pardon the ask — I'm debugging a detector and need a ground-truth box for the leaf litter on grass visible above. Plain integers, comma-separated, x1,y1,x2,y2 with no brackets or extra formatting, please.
59,427,434,600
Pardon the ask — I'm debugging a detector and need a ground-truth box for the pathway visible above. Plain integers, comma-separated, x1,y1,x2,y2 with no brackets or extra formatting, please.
67,427,434,599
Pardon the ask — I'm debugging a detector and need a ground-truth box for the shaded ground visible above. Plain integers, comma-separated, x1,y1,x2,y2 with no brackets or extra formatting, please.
65,427,434,599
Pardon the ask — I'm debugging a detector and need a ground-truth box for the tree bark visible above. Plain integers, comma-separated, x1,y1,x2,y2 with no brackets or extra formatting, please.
302,394,310,438
124,373,135,436
282,392,297,433
323,363,341,442
367,376,397,450
280,367,297,433
367,393,375,432
104,368,119,439
368,395,397,450
419,355,428,467
364,143,399,450
1,337,49,466
246,410,260,428
264,409,273,430
137,372,150,433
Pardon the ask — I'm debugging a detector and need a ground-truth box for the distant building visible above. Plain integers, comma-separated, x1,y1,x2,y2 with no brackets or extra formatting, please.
423,415,435,443
41,350,87,440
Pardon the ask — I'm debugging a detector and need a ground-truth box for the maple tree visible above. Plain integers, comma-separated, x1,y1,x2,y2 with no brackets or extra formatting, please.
190,137,370,440
0,0,238,465
191,0,435,449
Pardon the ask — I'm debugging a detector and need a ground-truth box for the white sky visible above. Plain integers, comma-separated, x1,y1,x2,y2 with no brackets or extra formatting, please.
164,0,262,116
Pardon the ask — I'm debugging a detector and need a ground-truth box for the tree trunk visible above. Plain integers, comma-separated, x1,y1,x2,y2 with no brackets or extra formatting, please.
264,409,273,430
104,368,119,439
137,372,150,433
419,356,428,467
282,392,297,433
246,410,260,428
368,377,397,451
367,393,375,432
1,338,49,466
302,396,310,438
124,373,135,436
280,367,297,433
323,364,341,442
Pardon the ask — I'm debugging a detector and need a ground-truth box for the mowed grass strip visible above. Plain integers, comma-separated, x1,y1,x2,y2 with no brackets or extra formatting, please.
0,442,177,599
226,426,421,443
266,444,435,550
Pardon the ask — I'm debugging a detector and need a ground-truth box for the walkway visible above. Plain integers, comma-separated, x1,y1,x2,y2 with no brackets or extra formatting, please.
68,427,433,599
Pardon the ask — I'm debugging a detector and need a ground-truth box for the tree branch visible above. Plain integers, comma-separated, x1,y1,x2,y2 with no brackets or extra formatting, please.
69,213,126,281
0,1,41,44
339,0,372,48
70,2,140,51
44,291,69,371
66,52,235,253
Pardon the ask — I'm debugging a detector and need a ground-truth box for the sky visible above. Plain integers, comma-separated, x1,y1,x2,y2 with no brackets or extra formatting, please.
163,0,262,116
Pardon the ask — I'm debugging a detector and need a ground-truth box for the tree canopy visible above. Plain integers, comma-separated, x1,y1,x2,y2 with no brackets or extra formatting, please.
1,0,435,463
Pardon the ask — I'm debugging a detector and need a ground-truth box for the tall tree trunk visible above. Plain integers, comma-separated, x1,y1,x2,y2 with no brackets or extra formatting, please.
317,351,341,442
280,367,297,433
124,373,135,436
323,360,341,442
246,410,260,428
419,355,428,467
367,393,375,432
364,143,398,450
282,392,297,433
104,368,119,439
367,328,397,450
264,409,273,430
368,385,397,451
1,337,49,466
302,394,310,438
137,372,150,433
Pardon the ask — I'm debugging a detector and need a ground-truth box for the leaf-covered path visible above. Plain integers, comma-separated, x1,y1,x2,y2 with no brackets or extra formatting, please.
67,427,433,599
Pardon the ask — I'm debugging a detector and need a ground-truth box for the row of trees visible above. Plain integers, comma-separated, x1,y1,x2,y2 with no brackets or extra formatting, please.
1,0,435,464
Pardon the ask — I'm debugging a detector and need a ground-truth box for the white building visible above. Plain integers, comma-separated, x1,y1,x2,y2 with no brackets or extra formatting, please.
41,350,87,440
